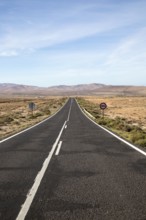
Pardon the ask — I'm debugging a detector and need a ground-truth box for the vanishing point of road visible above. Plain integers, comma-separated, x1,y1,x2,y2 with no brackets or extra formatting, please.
0,98,146,220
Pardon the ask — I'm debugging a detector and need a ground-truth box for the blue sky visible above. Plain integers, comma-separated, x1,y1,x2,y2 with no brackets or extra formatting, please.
0,0,146,86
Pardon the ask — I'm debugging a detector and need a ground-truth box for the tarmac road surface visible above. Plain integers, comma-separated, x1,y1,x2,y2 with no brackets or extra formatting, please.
0,98,146,220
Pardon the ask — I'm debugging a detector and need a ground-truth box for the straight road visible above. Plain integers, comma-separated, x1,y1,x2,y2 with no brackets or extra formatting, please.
0,98,146,220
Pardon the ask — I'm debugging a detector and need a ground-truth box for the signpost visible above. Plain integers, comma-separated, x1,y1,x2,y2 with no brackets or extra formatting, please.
100,102,107,118
28,102,36,115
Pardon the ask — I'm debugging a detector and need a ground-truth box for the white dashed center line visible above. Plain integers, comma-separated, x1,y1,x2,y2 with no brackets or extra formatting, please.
55,141,63,155
16,121,66,220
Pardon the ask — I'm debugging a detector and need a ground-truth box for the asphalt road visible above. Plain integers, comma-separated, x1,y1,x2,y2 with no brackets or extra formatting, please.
0,98,146,220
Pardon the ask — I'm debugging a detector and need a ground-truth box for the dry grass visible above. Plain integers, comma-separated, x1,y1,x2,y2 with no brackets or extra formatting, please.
77,96,146,148
0,96,67,140
84,96,146,131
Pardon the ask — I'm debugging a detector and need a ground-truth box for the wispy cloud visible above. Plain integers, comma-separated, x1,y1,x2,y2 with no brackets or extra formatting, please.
0,50,18,57
0,0,145,56
0,0,146,86
105,27,146,66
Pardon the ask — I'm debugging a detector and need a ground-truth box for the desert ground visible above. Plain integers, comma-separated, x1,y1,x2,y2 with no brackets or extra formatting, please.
0,96,67,140
1,96,146,147
84,96,146,131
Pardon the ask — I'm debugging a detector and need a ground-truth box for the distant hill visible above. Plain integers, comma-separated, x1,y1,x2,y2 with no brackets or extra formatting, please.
0,83,146,96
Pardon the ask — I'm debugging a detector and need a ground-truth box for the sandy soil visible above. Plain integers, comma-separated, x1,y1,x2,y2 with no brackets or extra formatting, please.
0,97,66,140
84,96,146,130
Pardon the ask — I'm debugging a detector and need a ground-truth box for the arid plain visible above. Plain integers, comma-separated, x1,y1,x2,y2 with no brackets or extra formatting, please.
0,97,67,140
1,95,146,148
77,96,146,148
85,96,146,130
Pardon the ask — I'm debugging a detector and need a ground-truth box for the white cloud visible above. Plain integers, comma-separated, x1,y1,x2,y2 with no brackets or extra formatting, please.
0,50,18,57
105,27,146,66
0,0,145,56
0,0,146,86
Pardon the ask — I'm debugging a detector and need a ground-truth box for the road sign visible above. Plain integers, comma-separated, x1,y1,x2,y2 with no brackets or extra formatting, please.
28,102,36,115
100,102,107,110
29,102,35,111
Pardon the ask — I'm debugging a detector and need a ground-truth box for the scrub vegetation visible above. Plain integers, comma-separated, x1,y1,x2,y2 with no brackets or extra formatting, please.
0,97,67,140
77,97,146,148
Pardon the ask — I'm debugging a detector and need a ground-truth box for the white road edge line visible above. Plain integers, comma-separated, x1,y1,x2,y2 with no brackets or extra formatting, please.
76,100,146,157
55,141,63,155
0,99,68,144
65,125,67,129
83,108,95,119
16,121,67,220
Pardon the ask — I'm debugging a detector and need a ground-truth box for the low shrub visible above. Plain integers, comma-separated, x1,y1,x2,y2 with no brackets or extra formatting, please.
131,131,146,143
34,112,44,117
77,97,146,148
43,108,51,115
13,120,20,125
28,112,43,119
135,139,146,147
0,116,14,125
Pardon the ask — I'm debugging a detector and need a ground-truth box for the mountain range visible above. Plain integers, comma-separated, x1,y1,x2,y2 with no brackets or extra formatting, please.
0,83,146,96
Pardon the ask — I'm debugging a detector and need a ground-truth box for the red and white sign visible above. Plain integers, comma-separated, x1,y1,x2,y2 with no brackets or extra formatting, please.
100,102,107,110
